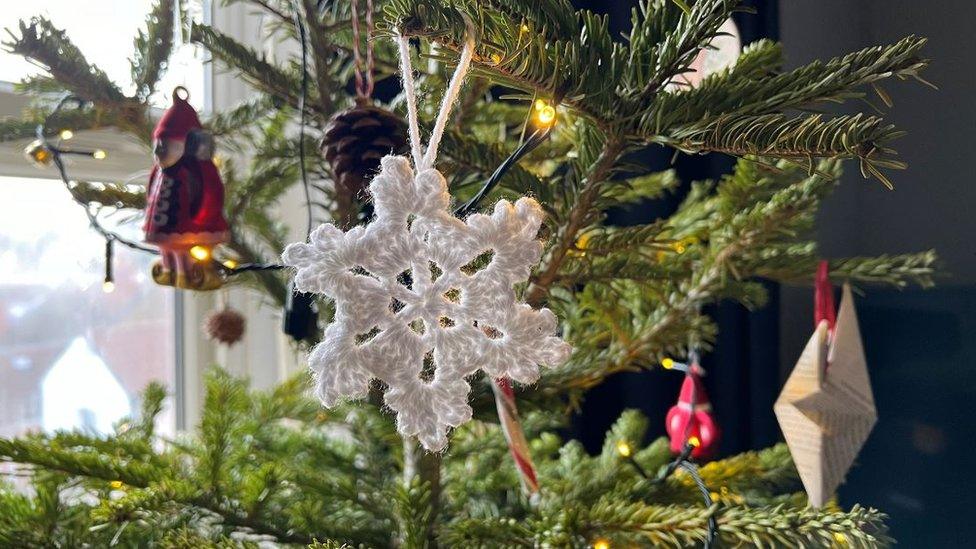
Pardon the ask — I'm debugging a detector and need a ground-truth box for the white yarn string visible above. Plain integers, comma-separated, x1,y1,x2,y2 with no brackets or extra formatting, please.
396,33,476,171
397,35,424,168
422,35,475,170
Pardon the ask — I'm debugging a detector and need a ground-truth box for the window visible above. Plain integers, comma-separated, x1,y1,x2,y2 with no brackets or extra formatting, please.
0,1,209,437
0,177,176,437
0,1,205,110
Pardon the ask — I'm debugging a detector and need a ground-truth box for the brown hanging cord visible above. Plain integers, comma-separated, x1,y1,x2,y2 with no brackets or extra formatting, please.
350,0,376,101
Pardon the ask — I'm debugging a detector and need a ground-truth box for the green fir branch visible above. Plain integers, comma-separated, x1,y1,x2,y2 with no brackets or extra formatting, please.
131,0,178,101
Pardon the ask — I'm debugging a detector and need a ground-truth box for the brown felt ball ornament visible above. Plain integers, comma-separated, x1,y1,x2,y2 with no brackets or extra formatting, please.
203,306,246,346
320,104,408,196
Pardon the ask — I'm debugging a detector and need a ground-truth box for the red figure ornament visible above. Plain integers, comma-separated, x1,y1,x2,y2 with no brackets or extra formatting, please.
665,359,720,460
144,87,228,290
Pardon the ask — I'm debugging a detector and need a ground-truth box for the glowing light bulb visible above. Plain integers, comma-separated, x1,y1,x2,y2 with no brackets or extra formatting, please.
534,101,557,126
59,129,74,140
615,440,633,458
662,357,675,369
92,149,107,160
593,539,611,549
102,280,115,293
688,436,701,448
222,259,238,269
521,24,530,33
24,140,53,167
110,480,123,489
189,245,211,261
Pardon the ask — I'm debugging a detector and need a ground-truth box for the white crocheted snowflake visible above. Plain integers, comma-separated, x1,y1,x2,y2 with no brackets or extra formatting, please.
282,155,571,451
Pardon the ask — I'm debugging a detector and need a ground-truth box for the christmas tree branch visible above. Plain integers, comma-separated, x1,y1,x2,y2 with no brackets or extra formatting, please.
3,18,150,138
583,500,889,547
66,181,147,210
644,35,928,133
189,22,308,115
759,250,938,289
4,18,126,104
655,113,908,188
384,0,927,184
130,0,177,101
0,107,106,142
527,137,626,305
626,0,741,101
300,0,336,115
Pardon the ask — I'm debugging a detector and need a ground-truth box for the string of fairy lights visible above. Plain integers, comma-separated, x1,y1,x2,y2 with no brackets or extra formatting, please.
27,84,558,299
614,426,719,548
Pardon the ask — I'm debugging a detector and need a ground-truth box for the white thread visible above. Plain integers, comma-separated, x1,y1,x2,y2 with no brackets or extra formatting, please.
397,35,424,167
398,33,475,172
422,36,475,170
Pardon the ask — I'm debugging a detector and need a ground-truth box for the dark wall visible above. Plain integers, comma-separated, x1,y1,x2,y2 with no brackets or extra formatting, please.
779,2,976,546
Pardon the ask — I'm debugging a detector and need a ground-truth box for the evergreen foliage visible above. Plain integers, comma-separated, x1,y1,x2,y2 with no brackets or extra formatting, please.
0,0,938,546
0,374,892,547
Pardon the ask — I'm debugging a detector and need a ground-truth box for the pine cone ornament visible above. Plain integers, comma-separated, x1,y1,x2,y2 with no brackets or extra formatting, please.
321,104,408,196
203,306,246,346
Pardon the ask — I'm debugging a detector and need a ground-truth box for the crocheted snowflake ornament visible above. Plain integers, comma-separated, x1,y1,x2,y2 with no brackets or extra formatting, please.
282,156,571,451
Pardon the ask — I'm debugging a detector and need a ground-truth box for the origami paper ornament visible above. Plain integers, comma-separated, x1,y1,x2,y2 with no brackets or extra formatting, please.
774,262,877,507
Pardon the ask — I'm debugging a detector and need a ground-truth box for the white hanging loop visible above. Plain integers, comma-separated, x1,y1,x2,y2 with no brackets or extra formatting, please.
396,36,424,168
396,31,476,172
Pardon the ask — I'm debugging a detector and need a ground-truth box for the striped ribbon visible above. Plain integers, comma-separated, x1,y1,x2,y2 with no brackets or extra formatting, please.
491,378,540,495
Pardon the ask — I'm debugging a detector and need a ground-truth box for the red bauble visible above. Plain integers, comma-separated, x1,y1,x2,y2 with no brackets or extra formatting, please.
665,362,720,460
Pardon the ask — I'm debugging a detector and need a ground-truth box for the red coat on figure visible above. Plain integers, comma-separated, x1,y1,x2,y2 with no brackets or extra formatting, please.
144,88,228,290
665,361,720,460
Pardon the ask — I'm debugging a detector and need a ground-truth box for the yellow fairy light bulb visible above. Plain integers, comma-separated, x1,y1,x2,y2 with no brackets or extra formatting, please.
593,538,611,549
92,149,107,160
24,140,53,167
189,245,211,261
615,440,633,458
521,24,530,33
673,241,686,254
833,532,848,546
59,129,74,140
491,52,503,64
569,232,591,257
688,436,701,448
222,259,238,269
533,98,557,126
662,357,675,369
576,232,590,250
110,480,123,489
102,280,115,293
535,104,556,126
